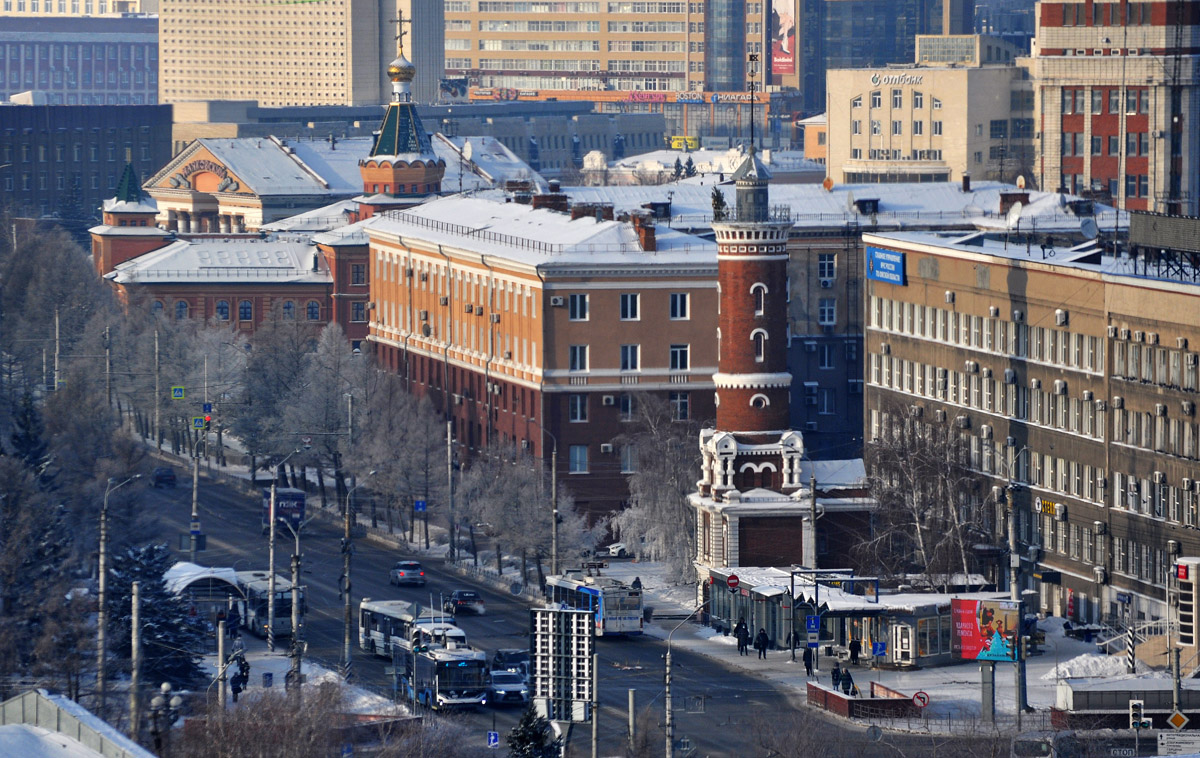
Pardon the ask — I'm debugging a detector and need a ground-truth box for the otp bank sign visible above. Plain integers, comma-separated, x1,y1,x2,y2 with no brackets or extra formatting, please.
866,246,906,285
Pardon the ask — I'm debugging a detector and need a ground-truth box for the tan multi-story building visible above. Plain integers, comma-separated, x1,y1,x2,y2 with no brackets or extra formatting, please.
0,0,145,16
158,0,444,106
863,219,1200,627
1029,0,1200,215
826,52,1034,185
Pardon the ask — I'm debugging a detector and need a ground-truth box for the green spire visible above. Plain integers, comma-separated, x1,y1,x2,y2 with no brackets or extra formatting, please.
113,163,143,204
369,103,434,158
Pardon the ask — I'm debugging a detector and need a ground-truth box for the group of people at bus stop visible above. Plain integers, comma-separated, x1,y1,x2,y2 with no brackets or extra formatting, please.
732,617,863,696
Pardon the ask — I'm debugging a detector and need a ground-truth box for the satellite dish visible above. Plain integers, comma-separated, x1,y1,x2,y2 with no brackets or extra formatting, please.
1016,175,1026,190
421,323,432,337
1080,217,1099,240
822,176,834,192
462,139,473,161
1006,201,1024,230
845,190,856,213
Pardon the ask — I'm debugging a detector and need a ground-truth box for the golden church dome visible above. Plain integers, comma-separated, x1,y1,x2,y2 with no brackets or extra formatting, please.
387,52,416,84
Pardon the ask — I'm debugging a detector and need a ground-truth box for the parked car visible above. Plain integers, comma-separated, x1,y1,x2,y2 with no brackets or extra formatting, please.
389,561,426,586
487,670,529,706
151,467,177,488
491,649,529,677
443,589,486,615
608,542,629,558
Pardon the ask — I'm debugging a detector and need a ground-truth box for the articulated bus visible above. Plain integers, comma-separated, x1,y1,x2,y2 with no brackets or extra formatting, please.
544,572,643,636
358,598,457,658
233,570,304,639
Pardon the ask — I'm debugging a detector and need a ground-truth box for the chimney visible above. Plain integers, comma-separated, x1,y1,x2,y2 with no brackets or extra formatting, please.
962,173,971,193
548,179,561,193
312,253,319,272
530,192,569,213
999,191,1030,216
631,212,656,252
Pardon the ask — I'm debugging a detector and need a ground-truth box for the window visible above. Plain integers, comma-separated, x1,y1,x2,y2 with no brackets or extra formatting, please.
669,391,690,420
238,300,253,321
619,393,636,422
818,253,836,280
351,302,366,322
620,344,640,371
1091,136,1102,155
851,96,862,108
569,345,589,371
871,120,881,136
892,89,902,108
818,298,836,325
913,91,924,109
870,91,881,108
282,300,296,320
216,300,230,321
753,331,767,362
819,387,836,415
620,293,639,320
620,444,637,473
568,445,589,473
819,343,835,369
932,97,942,110
892,120,902,136
932,120,943,136
751,284,766,314
912,120,924,136
990,119,1008,139
568,394,588,422
175,301,188,319
306,301,321,321
851,120,862,135
568,293,588,320
669,344,690,370
351,264,366,285
669,292,689,319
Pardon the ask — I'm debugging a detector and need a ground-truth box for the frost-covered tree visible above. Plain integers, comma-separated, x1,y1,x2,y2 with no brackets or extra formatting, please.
506,706,562,758
107,543,206,688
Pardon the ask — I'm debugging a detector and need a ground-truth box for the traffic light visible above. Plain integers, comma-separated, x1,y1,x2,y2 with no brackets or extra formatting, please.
203,414,212,432
1129,699,1151,729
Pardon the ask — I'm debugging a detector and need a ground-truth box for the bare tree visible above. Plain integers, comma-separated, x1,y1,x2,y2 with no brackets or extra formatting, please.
857,402,995,590
611,393,701,582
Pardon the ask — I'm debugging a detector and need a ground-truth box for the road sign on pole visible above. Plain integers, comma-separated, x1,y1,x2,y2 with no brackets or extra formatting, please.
414,499,427,512
487,731,500,749
726,574,739,592
171,386,185,399
805,615,820,633
871,641,887,657
203,402,213,414
806,632,819,649
912,691,930,709
191,416,205,429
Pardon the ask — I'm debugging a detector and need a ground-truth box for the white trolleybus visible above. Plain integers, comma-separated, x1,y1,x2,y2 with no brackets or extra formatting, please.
358,598,458,658
233,570,304,639
405,644,489,710
544,572,644,636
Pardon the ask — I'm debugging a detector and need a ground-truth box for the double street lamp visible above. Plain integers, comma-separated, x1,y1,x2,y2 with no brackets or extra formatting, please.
97,474,141,716
342,470,375,682
526,418,559,576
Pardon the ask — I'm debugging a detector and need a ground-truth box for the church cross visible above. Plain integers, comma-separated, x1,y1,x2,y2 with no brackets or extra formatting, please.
393,10,411,55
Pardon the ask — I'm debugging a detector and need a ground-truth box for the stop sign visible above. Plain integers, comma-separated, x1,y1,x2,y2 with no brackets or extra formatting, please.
727,574,740,591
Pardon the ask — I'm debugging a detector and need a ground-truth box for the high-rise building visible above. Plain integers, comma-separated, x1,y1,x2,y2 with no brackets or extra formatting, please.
158,0,444,106
0,0,146,17
1030,0,1200,215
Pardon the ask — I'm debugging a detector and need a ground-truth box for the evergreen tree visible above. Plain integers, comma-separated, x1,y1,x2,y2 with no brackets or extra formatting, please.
107,543,206,688
711,186,728,221
507,706,562,758
684,156,697,177
672,157,683,180
9,390,48,475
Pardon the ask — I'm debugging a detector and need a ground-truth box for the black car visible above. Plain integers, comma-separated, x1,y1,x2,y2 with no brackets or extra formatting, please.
443,589,486,615
151,467,177,488
491,649,529,676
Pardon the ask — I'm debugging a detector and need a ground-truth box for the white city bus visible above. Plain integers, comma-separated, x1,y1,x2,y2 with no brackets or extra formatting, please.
358,598,457,658
234,570,304,639
544,572,643,636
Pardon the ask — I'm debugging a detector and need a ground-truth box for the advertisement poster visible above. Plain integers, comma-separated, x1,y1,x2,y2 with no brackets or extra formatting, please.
770,0,795,78
439,78,469,104
951,598,1019,661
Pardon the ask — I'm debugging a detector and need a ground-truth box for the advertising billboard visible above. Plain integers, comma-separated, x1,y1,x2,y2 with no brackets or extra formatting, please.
866,246,907,285
951,598,1019,661
770,0,795,78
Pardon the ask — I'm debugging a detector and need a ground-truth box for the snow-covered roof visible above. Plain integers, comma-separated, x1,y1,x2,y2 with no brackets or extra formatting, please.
102,198,158,214
0,690,156,758
363,195,715,269
435,134,547,192
260,199,359,233
163,562,240,596
105,237,331,285
800,459,866,489
604,147,823,176
563,180,1124,234
798,113,827,126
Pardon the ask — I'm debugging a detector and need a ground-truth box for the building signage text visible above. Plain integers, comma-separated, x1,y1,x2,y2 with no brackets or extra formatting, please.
627,91,667,103
870,72,924,86
1035,497,1057,515
866,246,906,285
180,159,229,179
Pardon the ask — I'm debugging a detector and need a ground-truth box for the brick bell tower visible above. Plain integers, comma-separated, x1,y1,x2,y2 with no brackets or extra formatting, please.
696,145,807,503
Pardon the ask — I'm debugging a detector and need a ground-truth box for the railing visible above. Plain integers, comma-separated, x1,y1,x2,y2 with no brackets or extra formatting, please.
672,209,1124,229
121,266,323,280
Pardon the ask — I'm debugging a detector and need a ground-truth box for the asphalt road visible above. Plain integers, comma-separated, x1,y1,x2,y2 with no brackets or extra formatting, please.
145,465,1011,757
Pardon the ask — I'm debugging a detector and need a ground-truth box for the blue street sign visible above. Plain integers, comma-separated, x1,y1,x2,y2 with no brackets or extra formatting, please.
414,499,427,512
192,416,205,429
203,402,213,413
171,386,185,399
1116,592,1132,604
487,731,500,749
807,640,819,649
871,641,887,657
805,615,820,633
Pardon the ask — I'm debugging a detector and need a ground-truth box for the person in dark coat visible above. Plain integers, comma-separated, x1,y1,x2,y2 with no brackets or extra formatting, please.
831,666,841,690
734,618,749,656
754,628,769,659
840,666,856,697
802,646,814,677
848,638,862,665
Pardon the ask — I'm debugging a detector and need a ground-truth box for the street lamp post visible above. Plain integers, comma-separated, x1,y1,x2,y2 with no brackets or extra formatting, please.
148,682,183,756
665,601,708,758
342,470,375,681
279,506,320,702
527,418,559,576
267,450,302,653
98,474,140,716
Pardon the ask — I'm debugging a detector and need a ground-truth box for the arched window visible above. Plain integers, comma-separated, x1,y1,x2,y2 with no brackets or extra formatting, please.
751,329,768,363
282,300,296,320
216,300,230,321
238,300,253,321
175,301,188,320
750,393,770,408
152,300,164,315
751,283,768,315
306,301,321,321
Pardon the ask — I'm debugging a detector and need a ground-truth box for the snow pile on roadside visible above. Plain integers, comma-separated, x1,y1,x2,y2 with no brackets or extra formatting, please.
1040,653,1153,680
691,625,736,646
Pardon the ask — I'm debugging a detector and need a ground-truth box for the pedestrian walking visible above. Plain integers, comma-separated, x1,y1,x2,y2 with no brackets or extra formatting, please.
754,628,769,660
848,637,861,665
734,618,749,656
802,646,814,678
840,666,855,697
831,666,841,690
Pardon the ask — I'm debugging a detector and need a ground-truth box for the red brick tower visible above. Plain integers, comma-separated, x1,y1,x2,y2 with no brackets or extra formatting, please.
90,162,171,275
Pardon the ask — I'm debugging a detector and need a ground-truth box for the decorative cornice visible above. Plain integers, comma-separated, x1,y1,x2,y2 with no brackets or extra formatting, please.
712,371,792,389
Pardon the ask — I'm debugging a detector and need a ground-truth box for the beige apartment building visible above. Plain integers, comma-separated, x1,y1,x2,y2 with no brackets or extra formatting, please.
0,0,144,16
826,58,1034,185
1029,0,1200,215
158,0,444,106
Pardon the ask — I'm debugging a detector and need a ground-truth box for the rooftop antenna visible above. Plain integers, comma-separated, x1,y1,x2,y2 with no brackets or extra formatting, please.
747,52,760,152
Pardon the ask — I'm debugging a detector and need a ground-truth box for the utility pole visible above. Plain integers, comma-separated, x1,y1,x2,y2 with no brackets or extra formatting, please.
628,689,636,754
267,480,278,653
190,447,200,563
447,418,455,563
97,475,139,717
53,308,60,391
104,325,112,408
591,649,599,758
289,544,302,703
1008,486,1027,724
129,581,141,741
153,329,161,449
343,471,374,681
550,441,559,576
217,620,227,709
666,603,708,758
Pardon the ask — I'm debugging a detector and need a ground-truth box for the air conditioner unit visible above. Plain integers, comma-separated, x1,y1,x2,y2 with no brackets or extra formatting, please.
1184,478,1194,490
1053,379,1067,395
1004,369,1017,384
1029,378,1041,389
1013,309,1025,322
965,360,978,373
521,439,530,450
1055,309,1068,326
420,272,429,282
1189,354,1199,368
1006,436,1017,447
945,291,955,304
805,421,819,431
493,384,502,395
439,296,449,306
820,279,834,289
550,296,565,307
981,424,992,440
805,396,817,406
600,443,614,454
366,301,376,310
419,310,429,321
1055,503,1067,522
503,350,512,359
490,313,501,323
909,405,923,417
982,367,992,378
464,303,475,313
1028,545,1042,561
1093,566,1107,584
405,268,414,278
1097,475,1107,489
602,395,616,406
1154,471,1166,484
1095,399,1107,411
1082,390,1093,401
1179,337,1189,350
1156,403,1167,416
1093,520,1106,535
1169,539,1181,555
989,306,1000,317
452,394,462,405
1120,328,1131,340
1148,332,1159,345
934,409,947,422
1134,330,1145,342
956,415,971,429
475,306,484,316
1183,401,1195,416
880,343,890,355
1107,326,1118,338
